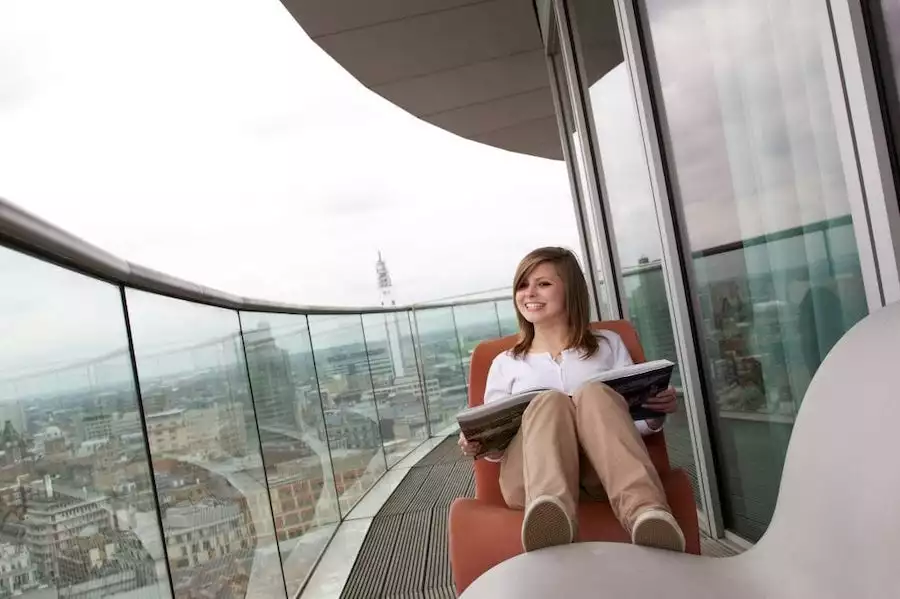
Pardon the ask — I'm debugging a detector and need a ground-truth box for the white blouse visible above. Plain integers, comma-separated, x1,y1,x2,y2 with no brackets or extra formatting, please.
483,330,660,436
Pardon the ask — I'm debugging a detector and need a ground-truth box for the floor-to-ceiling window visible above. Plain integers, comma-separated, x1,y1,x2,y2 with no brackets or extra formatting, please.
548,21,617,320
639,0,870,540
864,0,900,198
561,0,705,510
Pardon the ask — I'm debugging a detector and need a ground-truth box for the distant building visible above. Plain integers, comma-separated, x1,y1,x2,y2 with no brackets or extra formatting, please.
34,425,67,457
267,459,337,540
330,451,380,513
140,388,172,417
110,412,141,438
626,260,678,366
146,410,188,454
56,529,156,598
81,414,112,441
147,405,248,459
323,408,380,451
372,375,433,441
385,375,440,409
184,404,247,458
163,502,252,570
0,543,37,595
0,403,26,438
0,420,25,465
320,347,394,381
0,479,27,511
376,251,406,378
244,323,299,429
75,438,110,458
23,479,114,582
154,471,206,509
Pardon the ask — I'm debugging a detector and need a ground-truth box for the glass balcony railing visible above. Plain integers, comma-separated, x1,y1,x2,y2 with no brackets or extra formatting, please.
0,207,517,598
9,194,859,596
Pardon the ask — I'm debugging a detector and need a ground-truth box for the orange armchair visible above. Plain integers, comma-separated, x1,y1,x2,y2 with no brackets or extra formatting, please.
448,320,701,593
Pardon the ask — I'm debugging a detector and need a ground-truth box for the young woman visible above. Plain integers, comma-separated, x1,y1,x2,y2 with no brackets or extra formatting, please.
458,247,685,553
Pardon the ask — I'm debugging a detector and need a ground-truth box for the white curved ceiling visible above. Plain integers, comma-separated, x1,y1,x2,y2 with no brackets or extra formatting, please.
280,0,564,160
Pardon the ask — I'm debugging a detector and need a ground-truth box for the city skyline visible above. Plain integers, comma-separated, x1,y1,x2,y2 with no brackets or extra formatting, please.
0,242,505,596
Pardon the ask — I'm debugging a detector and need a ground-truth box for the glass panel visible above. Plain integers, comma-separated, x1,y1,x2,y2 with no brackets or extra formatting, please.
360,311,429,468
567,0,702,506
124,290,286,597
496,300,520,337
864,0,900,191
413,308,468,434
451,302,503,383
306,315,386,516
0,247,169,597
239,312,339,596
640,0,869,540
550,25,614,319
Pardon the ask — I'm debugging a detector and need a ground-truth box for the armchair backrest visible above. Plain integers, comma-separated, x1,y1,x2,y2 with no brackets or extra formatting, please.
467,320,669,504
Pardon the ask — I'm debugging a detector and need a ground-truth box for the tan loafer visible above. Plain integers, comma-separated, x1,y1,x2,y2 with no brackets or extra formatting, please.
631,508,686,552
521,495,575,552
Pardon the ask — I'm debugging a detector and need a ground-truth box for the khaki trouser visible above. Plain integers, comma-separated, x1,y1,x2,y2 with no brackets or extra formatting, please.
498,381,669,533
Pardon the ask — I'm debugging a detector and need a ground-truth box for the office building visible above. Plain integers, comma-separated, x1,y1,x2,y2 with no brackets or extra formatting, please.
243,322,300,429
23,480,115,582
56,530,157,598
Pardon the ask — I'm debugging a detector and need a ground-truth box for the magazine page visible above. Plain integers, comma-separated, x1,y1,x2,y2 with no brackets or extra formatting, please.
588,359,675,383
591,360,674,420
455,359,676,458
456,388,547,423
456,390,546,457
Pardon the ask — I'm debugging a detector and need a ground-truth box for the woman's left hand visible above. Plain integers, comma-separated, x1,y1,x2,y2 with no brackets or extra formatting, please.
642,386,678,414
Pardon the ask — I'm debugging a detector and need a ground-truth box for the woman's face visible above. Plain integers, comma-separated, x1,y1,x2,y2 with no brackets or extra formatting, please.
515,261,567,326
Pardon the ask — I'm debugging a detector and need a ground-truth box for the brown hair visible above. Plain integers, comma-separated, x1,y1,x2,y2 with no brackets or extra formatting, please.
510,247,599,358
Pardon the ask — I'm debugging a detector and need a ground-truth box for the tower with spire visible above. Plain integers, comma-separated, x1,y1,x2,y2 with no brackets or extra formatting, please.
376,251,395,308
376,251,405,378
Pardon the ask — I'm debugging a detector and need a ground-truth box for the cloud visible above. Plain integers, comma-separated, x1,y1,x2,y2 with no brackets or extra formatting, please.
0,0,583,376
0,0,579,310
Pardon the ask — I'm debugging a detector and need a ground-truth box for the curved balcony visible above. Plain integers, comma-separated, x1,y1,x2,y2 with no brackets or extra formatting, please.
2,192,749,599
0,196,522,598
5,0,899,594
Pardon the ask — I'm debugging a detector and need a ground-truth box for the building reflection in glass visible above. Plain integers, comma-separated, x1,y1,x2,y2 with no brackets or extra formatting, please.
126,290,285,598
640,0,869,540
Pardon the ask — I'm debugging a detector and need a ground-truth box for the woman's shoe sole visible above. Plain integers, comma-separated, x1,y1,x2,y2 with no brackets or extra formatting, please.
631,511,686,552
522,497,574,552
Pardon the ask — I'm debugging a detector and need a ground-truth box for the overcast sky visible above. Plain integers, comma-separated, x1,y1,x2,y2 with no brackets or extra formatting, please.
0,0,581,308
1,0,861,387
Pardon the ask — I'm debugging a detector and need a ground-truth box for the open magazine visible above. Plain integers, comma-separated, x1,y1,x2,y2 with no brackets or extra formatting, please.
456,359,675,458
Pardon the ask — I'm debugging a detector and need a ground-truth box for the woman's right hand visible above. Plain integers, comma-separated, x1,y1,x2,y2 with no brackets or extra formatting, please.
458,432,481,458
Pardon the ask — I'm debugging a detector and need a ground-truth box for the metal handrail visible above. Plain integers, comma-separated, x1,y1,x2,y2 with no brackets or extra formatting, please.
0,197,511,314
